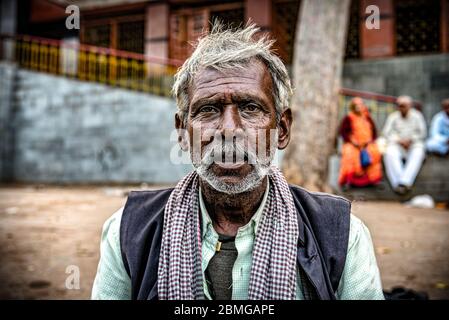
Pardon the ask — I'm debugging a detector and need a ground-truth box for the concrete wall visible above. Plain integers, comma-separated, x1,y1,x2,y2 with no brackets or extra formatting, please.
343,53,449,122
2,64,191,184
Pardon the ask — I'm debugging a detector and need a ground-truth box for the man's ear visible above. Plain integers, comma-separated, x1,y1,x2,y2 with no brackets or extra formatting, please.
175,112,189,151
277,108,292,150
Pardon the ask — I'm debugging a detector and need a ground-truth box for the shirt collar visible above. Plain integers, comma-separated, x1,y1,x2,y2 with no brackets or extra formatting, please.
199,178,270,239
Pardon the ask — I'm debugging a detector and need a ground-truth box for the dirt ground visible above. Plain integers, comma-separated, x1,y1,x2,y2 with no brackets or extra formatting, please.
0,185,448,300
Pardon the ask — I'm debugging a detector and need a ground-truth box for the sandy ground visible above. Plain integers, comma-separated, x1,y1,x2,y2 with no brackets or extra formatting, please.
0,185,448,300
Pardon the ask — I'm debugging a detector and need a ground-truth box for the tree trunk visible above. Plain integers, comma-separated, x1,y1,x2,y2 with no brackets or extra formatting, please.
282,0,351,192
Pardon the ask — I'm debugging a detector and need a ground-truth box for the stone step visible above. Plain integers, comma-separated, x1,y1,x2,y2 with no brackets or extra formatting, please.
335,155,449,202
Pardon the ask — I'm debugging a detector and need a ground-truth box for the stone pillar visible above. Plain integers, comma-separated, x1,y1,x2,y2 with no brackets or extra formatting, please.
359,0,395,59
144,3,170,60
245,0,272,32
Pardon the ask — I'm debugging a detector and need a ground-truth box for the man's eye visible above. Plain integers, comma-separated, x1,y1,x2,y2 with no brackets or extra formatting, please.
199,105,218,113
241,103,259,112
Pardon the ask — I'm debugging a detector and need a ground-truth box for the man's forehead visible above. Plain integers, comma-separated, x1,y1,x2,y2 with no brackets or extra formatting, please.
189,60,272,96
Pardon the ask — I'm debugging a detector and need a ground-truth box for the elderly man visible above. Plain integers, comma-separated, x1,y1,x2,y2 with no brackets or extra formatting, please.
382,96,427,195
91,23,383,300
426,99,449,156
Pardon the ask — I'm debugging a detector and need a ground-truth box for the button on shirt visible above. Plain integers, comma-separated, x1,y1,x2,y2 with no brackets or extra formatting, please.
91,182,385,300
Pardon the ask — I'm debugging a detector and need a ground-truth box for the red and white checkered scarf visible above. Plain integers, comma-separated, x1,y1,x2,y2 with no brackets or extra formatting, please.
157,166,299,300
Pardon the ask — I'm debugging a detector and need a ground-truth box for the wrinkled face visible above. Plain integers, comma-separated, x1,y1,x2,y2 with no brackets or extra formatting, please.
398,101,411,117
175,59,292,194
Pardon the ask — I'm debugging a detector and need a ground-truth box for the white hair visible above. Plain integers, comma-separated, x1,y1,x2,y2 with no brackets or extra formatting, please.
172,21,293,125
397,95,413,105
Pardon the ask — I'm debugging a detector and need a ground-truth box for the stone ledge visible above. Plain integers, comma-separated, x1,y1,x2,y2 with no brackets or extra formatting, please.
337,155,449,202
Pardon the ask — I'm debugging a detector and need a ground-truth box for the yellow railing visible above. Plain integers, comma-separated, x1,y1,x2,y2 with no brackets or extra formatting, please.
1,34,401,122
2,35,182,98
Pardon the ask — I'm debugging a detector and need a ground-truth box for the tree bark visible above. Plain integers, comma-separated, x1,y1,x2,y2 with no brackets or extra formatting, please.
282,0,351,192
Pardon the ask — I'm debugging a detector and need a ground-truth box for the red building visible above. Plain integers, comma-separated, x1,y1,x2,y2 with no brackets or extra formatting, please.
6,0,449,65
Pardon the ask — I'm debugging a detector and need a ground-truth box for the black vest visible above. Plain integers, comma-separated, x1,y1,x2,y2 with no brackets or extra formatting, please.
120,185,351,300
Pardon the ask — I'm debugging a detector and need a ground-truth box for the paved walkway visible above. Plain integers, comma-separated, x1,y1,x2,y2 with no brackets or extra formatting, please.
0,185,448,299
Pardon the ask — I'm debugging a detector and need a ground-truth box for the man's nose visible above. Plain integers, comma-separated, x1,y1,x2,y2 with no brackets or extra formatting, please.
220,105,242,133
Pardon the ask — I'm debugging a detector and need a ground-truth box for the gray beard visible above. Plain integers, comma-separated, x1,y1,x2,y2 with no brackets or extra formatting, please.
192,140,275,195
196,162,270,194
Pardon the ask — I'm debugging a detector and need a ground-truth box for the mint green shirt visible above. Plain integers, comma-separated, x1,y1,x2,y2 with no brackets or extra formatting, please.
91,183,384,300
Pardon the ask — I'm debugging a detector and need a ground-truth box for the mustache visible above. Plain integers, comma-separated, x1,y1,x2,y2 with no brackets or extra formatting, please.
199,140,258,167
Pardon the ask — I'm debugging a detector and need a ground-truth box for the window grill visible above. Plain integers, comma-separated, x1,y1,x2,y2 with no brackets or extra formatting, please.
83,24,111,48
118,20,144,53
395,0,441,55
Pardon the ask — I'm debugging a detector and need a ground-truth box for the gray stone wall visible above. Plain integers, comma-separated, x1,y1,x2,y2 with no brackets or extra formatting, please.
4,65,191,184
343,53,449,123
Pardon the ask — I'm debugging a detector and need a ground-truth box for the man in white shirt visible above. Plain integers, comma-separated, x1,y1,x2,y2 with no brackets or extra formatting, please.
382,96,427,195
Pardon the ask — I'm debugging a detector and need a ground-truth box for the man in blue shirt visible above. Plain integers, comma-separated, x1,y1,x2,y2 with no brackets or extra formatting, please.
427,99,449,156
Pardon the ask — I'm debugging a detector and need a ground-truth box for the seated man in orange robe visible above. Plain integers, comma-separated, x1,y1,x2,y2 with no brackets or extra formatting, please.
338,97,382,188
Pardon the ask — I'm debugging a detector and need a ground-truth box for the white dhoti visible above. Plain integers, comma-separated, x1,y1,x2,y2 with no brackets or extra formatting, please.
383,143,425,189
